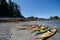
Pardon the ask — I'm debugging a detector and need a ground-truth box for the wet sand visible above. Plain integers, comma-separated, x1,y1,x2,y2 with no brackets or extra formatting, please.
0,21,60,40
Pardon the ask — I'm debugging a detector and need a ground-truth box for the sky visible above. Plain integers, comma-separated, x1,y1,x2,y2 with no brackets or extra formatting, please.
12,0,60,18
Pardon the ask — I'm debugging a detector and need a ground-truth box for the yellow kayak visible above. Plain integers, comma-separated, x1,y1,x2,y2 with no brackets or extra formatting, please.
32,27,38,30
35,28,57,39
23,25,39,29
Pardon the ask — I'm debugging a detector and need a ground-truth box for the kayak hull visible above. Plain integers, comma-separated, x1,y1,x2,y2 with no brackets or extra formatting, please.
35,28,57,39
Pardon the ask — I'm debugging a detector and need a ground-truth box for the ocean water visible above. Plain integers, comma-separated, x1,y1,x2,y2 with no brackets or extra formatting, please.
28,20,60,29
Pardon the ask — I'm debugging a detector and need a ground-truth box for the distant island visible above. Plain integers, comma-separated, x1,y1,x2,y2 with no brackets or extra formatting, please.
0,16,60,22
24,16,60,21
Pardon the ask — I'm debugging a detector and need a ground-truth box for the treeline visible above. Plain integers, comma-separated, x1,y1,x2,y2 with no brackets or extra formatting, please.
25,16,60,21
0,0,24,18
26,16,60,19
50,16,60,19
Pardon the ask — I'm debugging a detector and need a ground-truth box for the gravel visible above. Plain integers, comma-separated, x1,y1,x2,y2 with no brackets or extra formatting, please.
0,21,60,40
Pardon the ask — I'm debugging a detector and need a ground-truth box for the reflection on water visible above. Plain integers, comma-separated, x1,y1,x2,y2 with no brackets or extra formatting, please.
29,20,60,28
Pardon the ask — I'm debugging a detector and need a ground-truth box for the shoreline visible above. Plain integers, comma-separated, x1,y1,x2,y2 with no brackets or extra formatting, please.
0,21,60,40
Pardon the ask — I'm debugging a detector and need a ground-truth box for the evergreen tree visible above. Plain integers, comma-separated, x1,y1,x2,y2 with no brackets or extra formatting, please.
0,0,24,18
0,0,9,16
8,0,15,17
8,0,24,18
